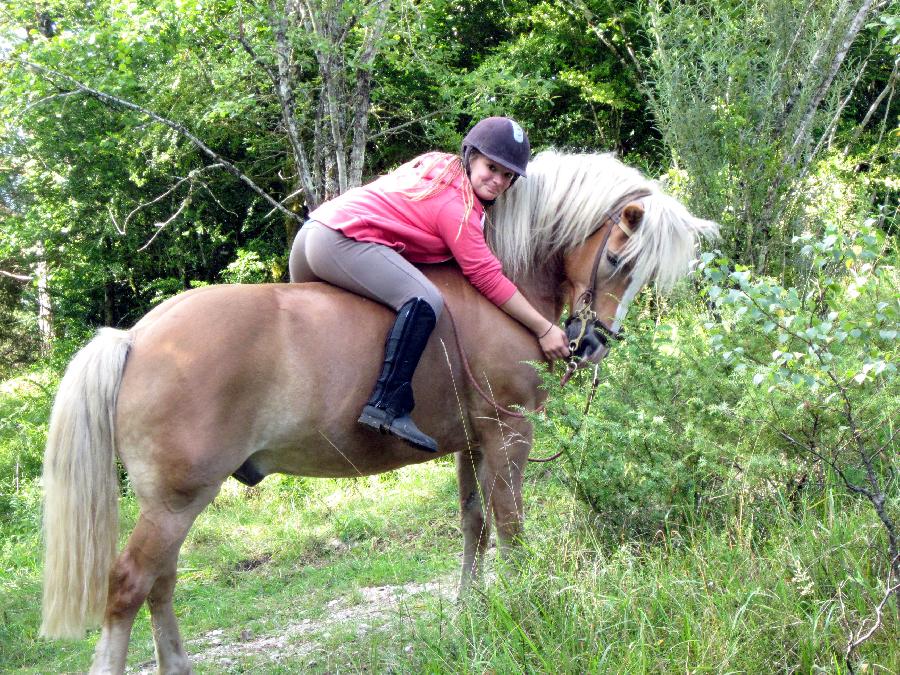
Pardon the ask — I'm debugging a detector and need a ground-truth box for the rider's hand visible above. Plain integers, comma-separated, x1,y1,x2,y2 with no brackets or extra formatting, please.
537,324,570,360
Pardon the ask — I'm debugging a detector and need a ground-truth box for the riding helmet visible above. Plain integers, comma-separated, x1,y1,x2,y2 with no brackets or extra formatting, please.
461,116,530,177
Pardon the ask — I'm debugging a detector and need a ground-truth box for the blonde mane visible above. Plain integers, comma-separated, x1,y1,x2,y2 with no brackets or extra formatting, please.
489,150,719,292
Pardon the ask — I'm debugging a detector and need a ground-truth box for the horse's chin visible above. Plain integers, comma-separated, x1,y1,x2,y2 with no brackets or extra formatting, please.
581,343,610,364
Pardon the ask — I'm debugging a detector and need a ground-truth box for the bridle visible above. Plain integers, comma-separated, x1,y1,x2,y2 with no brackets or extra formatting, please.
563,190,651,373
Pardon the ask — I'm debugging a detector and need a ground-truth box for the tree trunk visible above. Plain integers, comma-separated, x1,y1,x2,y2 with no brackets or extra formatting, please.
35,251,53,354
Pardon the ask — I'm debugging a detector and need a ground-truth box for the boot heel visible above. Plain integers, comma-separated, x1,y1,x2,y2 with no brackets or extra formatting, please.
358,406,388,432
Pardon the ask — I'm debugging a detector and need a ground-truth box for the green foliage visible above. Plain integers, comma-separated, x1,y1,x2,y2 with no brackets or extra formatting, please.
0,370,55,525
407,495,898,672
699,217,899,583
3,452,897,672
703,221,897,393
0,278,41,379
1,0,290,338
459,0,656,155
219,239,286,284
644,0,894,270
531,215,897,580
530,299,754,536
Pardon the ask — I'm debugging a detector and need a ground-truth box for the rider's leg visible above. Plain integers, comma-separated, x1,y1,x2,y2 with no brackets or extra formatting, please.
291,221,442,452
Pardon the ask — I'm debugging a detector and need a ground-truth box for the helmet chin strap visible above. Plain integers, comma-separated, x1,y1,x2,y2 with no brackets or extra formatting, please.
462,146,473,174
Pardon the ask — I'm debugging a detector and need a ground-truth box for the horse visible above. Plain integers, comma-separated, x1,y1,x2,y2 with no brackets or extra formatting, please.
39,150,718,673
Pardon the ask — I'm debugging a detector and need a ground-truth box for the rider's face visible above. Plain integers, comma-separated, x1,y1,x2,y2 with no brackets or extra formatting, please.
468,154,516,202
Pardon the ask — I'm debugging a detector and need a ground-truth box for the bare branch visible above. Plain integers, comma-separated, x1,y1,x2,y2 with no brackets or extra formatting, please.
845,57,898,152
264,184,306,219
270,0,318,207
807,46,873,161
20,89,80,116
788,0,876,162
234,2,279,86
845,557,900,663
19,59,303,224
776,0,845,136
0,270,33,282
562,0,645,85
107,205,125,235
138,186,193,252
366,107,454,141
115,164,226,235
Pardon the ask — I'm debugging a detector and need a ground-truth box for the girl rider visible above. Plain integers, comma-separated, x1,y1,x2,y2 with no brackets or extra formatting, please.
288,117,569,453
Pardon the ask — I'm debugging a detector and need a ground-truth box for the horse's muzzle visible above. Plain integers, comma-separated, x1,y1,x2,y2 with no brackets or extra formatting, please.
565,316,619,364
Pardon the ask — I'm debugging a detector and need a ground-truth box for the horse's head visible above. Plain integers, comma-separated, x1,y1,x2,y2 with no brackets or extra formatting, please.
562,197,647,365
488,151,720,370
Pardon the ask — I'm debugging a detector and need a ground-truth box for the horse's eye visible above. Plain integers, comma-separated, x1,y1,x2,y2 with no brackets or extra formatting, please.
607,252,621,267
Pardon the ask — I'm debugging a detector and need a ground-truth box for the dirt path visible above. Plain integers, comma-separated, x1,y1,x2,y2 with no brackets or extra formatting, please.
130,577,456,672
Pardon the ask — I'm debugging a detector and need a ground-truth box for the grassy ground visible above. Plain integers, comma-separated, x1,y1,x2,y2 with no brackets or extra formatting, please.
1,373,898,673
3,464,899,673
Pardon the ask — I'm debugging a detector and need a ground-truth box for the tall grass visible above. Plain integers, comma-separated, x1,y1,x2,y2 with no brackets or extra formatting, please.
396,494,898,673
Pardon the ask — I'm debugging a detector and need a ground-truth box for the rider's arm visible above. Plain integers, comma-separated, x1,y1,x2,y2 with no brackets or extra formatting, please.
499,291,570,360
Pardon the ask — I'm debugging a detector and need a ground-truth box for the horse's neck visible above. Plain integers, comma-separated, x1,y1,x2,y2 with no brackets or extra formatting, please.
515,266,566,322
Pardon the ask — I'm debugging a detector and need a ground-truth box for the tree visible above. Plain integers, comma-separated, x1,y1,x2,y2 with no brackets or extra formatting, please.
644,0,892,271
700,220,899,622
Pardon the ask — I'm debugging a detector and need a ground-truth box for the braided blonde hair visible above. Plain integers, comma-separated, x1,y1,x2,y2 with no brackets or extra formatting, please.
397,152,476,239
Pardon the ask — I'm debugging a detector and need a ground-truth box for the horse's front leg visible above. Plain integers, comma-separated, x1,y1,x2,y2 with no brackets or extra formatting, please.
472,418,531,560
484,421,530,557
456,447,491,589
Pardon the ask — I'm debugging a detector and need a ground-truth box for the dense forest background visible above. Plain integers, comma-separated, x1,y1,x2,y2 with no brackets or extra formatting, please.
0,0,897,671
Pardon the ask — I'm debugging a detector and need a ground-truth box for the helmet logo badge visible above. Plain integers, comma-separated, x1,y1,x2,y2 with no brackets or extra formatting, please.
510,121,525,143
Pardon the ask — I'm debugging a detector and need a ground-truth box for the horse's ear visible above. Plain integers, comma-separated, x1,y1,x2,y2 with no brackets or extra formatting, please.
623,203,644,228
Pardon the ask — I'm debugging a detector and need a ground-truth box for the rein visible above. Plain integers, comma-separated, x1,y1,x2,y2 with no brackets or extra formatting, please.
442,304,598,464
443,304,537,420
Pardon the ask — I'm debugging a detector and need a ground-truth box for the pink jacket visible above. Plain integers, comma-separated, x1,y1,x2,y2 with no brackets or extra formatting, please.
308,153,517,306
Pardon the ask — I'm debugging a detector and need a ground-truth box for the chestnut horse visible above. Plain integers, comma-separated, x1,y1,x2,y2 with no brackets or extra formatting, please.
40,151,717,673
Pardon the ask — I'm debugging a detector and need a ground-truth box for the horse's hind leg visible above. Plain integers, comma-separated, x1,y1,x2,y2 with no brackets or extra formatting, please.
91,485,218,674
147,557,191,673
456,448,491,589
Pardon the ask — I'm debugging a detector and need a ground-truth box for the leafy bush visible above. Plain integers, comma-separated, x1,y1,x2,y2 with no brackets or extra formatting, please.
530,293,769,537
536,219,896,571
643,0,887,271
700,217,899,607
219,240,287,284
0,370,55,526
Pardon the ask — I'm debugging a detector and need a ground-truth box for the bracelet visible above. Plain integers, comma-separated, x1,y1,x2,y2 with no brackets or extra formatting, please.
537,322,554,340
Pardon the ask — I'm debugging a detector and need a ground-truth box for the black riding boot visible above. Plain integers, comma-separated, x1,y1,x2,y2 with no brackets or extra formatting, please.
358,298,438,453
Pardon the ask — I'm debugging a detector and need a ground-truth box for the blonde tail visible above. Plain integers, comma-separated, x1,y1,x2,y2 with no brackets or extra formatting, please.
40,328,133,639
